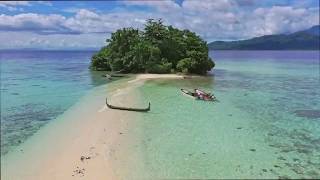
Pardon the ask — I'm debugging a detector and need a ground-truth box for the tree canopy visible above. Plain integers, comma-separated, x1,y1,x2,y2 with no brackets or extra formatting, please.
91,19,215,74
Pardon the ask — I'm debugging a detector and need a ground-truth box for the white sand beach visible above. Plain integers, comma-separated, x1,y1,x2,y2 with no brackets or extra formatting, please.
1,74,183,180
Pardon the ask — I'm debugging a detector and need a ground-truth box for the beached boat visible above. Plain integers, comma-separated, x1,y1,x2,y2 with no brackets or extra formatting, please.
106,98,150,112
102,73,126,78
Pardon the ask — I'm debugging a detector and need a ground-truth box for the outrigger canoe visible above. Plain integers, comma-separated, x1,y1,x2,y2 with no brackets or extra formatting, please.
181,89,196,97
106,98,150,112
180,89,216,101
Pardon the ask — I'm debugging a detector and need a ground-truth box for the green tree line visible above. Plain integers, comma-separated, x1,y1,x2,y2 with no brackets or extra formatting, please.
91,19,215,74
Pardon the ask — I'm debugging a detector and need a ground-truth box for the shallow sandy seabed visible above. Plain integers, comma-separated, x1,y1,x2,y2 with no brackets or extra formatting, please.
1,74,183,180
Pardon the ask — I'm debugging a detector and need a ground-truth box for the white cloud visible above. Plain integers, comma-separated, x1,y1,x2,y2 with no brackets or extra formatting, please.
250,6,319,36
0,31,106,49
0,1,52,7
0,1,31,7
182,0,235,12
0,9,152,34
122,0,180,12
62,7,83,13
0,0,319,49
0,1,51,11
0,13,67,33
121,0,319,40
6,6,16,11
64,9,152,34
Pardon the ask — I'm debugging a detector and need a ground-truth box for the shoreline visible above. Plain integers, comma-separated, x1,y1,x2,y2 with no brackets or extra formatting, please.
2,52,319,179
1,74,183,180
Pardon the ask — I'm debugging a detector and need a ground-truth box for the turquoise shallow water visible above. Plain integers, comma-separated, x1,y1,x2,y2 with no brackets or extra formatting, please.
0,50,108,155
135,51,320,179
1,50,319,179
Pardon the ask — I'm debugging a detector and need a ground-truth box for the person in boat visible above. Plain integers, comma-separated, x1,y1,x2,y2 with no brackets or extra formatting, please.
194,89,214,100
195,89,202,99
194,89,210,100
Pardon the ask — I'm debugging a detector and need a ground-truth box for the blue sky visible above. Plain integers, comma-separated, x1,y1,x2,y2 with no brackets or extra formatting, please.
0,0,319,50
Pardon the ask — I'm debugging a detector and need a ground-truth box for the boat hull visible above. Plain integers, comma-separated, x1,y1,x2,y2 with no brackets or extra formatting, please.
106,98,150,112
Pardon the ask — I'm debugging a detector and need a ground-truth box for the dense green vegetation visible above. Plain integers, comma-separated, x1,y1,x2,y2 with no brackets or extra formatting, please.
91,19,214,74
209,25,320,50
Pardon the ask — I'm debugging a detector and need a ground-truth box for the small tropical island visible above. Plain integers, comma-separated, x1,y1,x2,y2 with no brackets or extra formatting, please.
90,19,215,75
2,1,320,179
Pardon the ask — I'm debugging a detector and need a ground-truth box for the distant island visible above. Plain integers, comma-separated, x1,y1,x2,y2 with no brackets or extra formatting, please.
91,19,214,75
209,25,320,50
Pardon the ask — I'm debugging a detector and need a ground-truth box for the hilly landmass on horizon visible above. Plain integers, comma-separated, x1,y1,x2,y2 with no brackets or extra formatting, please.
209,25,320,50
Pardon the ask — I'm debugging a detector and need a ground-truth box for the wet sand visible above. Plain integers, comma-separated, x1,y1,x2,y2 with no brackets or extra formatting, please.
1,74,183,180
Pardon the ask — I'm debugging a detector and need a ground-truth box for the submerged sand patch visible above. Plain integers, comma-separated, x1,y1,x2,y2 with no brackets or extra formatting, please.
294,110,320,119
1,74,182,180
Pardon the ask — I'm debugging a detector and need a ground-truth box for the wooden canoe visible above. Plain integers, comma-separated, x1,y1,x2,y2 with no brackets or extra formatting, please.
106,98,150,112
180,89,217,101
